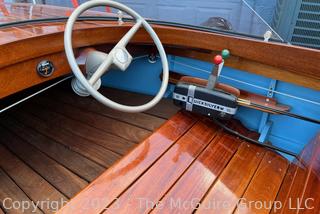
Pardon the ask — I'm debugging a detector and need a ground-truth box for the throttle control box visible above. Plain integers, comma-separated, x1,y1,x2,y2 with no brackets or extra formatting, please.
173,83,238,119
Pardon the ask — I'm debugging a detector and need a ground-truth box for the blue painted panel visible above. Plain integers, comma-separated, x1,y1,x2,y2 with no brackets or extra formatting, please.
102,56,164,96
102,54,320,158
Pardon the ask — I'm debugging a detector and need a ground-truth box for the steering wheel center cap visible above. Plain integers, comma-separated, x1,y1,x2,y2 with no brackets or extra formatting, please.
115,48,129,63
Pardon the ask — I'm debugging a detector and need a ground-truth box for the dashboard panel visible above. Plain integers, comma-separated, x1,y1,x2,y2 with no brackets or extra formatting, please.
0,52,71,99
1,4,320,99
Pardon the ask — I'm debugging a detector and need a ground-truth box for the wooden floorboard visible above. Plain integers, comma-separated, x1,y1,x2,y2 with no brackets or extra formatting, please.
98,87,180,119
22,101,139,154
0,126,88,198
56,110,320,214
105,120,219,214
0,116,105,182
3,85,315,214
0,86,171,214
0,168,43,214
233,151,289,214
10,110,122,168
297,136,320,214
57,112,197,214
196,143,266,214
152,133,241,214
47,89,166,131
52,86,179,120
0,145,66,213
272,134,320,214
31,96,151,143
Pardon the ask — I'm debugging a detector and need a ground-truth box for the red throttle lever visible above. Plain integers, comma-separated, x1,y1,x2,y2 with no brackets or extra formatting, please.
206,49,230,90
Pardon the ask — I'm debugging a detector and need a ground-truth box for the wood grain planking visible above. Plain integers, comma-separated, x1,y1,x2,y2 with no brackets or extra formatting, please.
0,126,88,198
99,87,180,119
297,171,320,214
233,151,289,214
300,134,320,176
23,101,137,155
0,115,105,182
269,163,299,214
48,88,166,131
0,145,67,213
166,47,320,91
152,133,241,214
105,120,219,214
0,11,319,91
297,135,320,214
0,168,43,214
279,163,308,214
271,134,320,214
0,51,71,99
10,110,121,168
31,96,151,143
196,143,266,214
57,112,197,214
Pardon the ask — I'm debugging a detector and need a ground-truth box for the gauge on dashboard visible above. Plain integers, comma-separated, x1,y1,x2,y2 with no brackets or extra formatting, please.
37,60,55,77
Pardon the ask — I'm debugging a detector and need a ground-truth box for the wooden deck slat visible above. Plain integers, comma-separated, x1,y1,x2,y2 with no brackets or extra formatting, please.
105,120,219,214
0,126,88,198
11,110,121,168
0,145,66,213
99,88,180,119
48,89,166,131
296,135,320,214
0,116,105,182
152,133,241,214
271,134,320,214
23,101,138,154
233,151,289,214
0,168,43,214
57,112,197,214
298,171,320,214
196,143,266,214
280,164,308,214
31,97,151,143
270,163,300,214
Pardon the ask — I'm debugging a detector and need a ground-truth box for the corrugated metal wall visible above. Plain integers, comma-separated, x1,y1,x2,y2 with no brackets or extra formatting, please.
272,0,320,49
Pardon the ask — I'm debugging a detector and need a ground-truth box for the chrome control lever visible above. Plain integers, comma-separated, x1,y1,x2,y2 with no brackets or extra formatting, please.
207,49,230,90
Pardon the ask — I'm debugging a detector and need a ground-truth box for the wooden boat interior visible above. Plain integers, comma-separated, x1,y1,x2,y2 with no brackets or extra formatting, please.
0,2,319,214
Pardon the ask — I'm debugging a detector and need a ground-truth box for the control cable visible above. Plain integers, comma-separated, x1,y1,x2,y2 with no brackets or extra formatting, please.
213,118,299,158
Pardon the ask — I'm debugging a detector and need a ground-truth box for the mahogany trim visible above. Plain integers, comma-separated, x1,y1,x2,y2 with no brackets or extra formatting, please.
0,21,320,91
0,51,71,99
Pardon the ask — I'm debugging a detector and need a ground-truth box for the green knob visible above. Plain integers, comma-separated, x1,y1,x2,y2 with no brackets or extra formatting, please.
221,49,230,59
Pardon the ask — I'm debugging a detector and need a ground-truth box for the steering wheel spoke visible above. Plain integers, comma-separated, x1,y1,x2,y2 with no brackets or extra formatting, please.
115,19,143,49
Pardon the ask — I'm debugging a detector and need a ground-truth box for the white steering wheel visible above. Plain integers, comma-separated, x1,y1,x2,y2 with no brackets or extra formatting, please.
64,0,169,113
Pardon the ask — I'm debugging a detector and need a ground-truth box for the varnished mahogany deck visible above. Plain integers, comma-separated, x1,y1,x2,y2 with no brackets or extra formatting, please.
57,106,320,213
0,84,179,213
0,83,319,213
